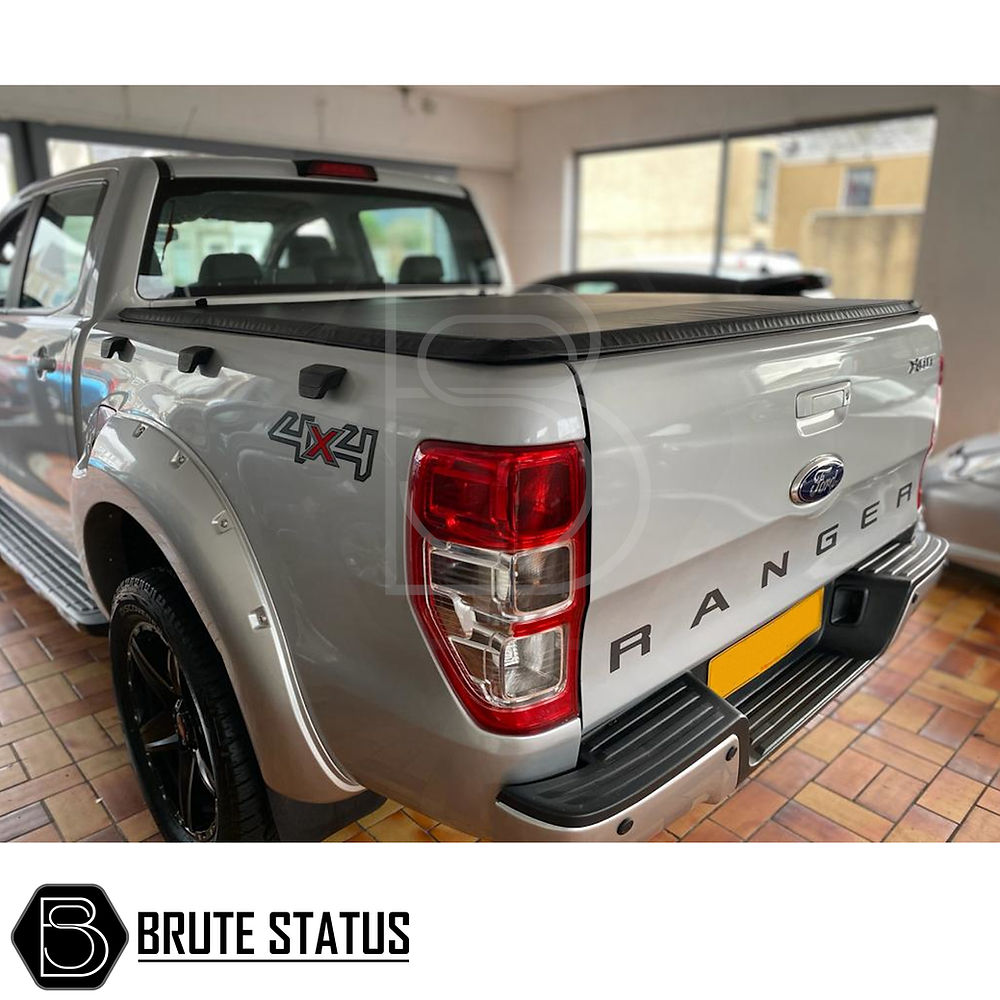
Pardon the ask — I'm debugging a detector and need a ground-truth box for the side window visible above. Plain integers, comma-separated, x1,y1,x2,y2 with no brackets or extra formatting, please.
20,185,104,310
0,207,27,308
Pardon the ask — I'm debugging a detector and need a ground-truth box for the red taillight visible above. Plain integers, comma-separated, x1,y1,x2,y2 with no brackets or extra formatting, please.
407,441,588,735
918,353,945,510
296,160,378,182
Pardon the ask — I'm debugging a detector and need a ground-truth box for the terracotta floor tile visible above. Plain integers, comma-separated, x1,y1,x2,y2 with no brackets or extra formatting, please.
682,819,741,842
367,811,435,843
357,799,402,829
882,694,938,733
0,801,49,841
17,650,93,685
26,674,79,712
979,787,1000,815
666,801,714,839
857,767,925,822
325,822,363,843
852,734,941,782
0,686,39,725
55,716,113,760
90,765,145,821
44,689,115,728
0,713,49,748
910,679,992,719
45,784,111,841
921,669,998,706
816,749,883,799
749,820,805,843
430,824,478,843
976,709,1000,745
14,729,71,778
0,745,12,768
83,826,125,843
0,672,23,693
0,763,81,814
402,807,437,830
886,805,957,843
952,806,1000,842
917,769,984,824
3,639,48,671
346,831,375,843
118,810,158,842
796,719,858,762
773,800,865,842
861,669,913,704
834,692,889,730
937,644,979,679
888,647,941,679
920,706,979,750
950,735,1000,784
757,748,825,798
868,720,955,766
648,830,678,843
711,781,785,839
0,759,26,791
795,783,893,841
14,823,62,843
78,746,131,781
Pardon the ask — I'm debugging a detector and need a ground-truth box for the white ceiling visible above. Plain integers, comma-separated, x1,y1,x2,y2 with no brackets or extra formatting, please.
424,86,620,108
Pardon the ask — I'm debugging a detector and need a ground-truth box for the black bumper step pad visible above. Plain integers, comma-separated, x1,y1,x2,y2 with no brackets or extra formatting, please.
498,674,746,828
0,493,106,629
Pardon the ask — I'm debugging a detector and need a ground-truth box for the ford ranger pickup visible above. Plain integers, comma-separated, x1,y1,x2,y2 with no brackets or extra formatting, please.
0,156,947,841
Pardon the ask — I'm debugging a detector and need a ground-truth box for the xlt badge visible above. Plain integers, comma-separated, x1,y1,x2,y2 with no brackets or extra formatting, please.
789,454,845,505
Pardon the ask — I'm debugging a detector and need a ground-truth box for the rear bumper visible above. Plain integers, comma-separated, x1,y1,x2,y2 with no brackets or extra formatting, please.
495,528,948,841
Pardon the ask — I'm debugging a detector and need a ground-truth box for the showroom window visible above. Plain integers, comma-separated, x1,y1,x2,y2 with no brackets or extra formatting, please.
576,113,936,298
0,133,16,207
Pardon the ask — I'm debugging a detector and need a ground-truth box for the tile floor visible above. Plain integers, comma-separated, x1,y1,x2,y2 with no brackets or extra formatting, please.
1,558,999,843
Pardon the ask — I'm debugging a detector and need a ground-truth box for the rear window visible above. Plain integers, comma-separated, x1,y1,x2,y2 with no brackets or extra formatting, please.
137,180,500,299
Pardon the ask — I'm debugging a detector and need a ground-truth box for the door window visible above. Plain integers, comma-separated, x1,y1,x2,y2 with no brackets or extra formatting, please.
20,185,104,310
0,207,27,307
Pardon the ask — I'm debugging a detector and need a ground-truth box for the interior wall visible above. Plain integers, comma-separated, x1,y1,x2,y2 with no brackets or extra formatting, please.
0,85,516,172
509,86,1000,449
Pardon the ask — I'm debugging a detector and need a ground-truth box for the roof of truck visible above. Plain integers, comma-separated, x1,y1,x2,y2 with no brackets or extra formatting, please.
27,155,467,199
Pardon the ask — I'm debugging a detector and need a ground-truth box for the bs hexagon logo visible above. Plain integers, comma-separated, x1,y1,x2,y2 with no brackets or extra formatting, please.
12,884,128,990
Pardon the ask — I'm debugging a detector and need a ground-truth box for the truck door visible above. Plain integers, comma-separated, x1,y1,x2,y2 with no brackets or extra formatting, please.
0,182,106,547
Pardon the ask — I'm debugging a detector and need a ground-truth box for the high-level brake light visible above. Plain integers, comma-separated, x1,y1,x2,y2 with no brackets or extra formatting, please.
295,160,378,182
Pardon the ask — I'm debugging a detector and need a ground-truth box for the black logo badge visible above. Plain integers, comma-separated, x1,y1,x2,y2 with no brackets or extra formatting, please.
12,884,128,990
267,410,378,482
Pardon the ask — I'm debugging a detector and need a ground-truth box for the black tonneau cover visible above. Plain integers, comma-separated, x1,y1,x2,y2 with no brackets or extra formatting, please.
119,293,920,365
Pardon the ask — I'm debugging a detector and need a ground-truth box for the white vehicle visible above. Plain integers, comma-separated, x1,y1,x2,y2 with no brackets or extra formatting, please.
0,156,946,841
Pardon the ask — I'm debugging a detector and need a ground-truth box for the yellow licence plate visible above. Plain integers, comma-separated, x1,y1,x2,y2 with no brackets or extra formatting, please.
708,589,824,698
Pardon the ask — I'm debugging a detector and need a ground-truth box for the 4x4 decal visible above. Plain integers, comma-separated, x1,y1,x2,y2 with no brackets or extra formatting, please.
268,410,379,482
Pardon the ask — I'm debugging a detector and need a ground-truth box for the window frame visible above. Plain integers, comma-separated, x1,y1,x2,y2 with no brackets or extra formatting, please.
11,180,108,316
571,108,936,272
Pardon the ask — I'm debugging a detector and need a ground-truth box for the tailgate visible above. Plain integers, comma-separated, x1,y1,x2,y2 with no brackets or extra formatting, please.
575,312,941,728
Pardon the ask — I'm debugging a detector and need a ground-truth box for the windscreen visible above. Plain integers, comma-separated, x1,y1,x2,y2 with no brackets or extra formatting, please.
137,179,501,299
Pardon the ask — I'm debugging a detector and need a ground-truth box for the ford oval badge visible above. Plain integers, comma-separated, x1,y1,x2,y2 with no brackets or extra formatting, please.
790,455,845,505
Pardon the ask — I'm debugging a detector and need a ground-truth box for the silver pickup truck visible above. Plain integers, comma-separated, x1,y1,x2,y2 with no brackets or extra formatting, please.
0,156,947,841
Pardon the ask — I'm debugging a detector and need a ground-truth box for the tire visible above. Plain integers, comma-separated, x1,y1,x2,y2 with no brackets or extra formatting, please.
109,568,276,842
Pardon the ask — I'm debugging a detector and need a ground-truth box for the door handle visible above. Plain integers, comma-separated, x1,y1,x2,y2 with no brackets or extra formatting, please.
795,380,851,418
33,347,57,378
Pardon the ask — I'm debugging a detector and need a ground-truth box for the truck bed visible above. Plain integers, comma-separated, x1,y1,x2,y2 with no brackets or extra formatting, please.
119,293,920,364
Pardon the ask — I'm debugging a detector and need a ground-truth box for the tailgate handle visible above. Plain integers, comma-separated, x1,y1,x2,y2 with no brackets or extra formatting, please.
796,380,851,418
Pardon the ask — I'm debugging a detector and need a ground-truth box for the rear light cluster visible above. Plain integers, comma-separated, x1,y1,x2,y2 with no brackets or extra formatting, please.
407,441,588,734
918,354,945,509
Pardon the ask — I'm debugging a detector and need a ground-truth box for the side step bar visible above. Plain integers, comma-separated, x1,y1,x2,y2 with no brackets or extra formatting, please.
0,493,107,631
